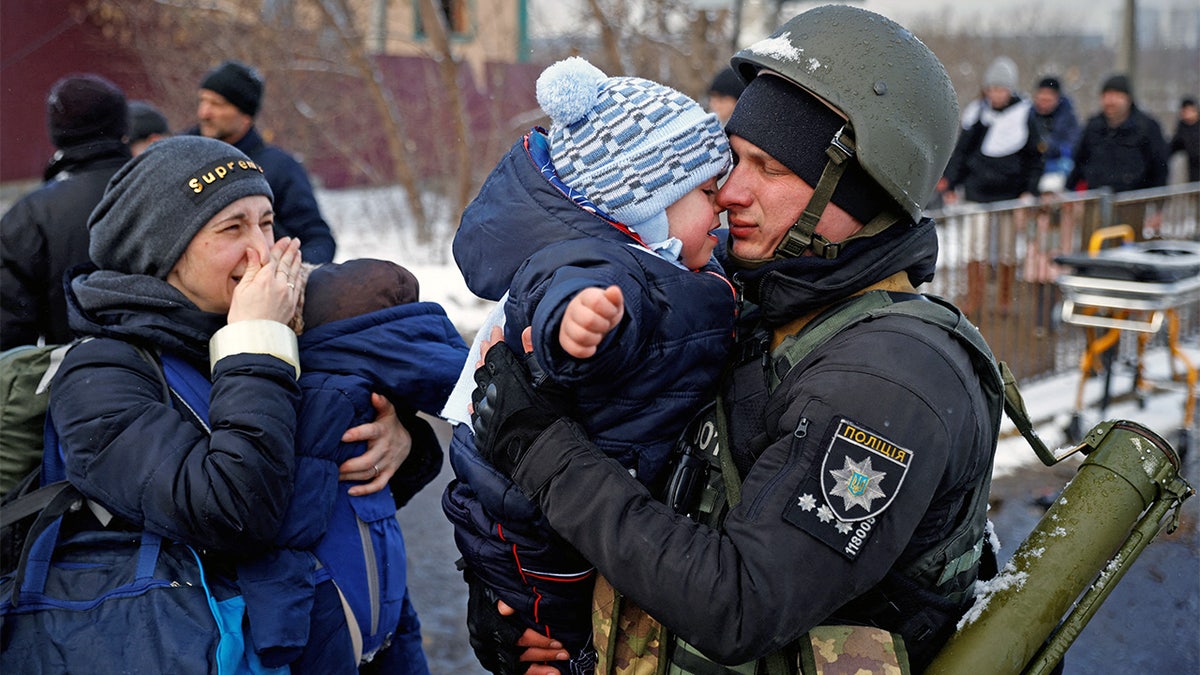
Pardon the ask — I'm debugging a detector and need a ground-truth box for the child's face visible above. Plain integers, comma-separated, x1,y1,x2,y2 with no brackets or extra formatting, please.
666,177,722,269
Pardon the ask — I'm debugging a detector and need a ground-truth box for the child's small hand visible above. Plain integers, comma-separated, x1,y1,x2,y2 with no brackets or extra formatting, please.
559,285,624,358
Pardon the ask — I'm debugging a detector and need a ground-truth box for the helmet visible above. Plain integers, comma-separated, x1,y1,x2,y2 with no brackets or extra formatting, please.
730,4,959,223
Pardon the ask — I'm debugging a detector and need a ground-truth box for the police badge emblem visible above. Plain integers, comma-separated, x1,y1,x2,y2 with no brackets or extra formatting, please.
784,417,913,560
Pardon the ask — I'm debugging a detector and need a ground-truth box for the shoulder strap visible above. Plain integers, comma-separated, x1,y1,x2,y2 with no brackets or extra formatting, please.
770,291,915,392
770,291,1003,408
158,352,212,433
40,342,170,486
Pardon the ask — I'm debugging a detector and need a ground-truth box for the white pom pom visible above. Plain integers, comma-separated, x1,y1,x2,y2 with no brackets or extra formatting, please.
536,57,607,127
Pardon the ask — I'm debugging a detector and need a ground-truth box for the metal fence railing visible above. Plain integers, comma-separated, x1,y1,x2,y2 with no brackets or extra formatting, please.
926,183,1200,383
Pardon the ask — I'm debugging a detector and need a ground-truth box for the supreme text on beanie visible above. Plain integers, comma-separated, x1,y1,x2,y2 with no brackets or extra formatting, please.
724,74,890,225
200,61,264,117
89,136,273,278
537,57,729,243
46,74,128,148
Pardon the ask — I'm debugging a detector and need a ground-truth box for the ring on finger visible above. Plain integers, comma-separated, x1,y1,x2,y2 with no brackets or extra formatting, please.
372,464,380,478
287,282,296,290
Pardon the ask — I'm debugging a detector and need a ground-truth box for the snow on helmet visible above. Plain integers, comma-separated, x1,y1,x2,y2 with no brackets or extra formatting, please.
730,4,959,224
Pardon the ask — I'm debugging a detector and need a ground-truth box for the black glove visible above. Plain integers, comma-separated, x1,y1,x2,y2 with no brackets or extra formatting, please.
470,341,563,476
464,567,527,675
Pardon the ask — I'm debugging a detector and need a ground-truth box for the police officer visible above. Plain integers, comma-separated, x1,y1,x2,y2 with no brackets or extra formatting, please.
468,5,1003,673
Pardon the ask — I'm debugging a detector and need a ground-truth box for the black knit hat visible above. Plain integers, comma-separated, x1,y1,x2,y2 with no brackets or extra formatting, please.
46,74,128,148
1036,76,1061,92
200,61,264,117
88,136,273,278
709,66,746,99
724,74,890,225
303,259,419,329
1101,74,1132,96
127,100,170,142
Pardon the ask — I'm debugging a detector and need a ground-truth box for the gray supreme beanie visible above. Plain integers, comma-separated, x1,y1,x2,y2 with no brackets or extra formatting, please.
89,135,273,278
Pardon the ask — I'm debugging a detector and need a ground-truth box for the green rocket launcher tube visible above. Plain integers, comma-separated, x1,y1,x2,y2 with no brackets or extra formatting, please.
927,420,1193,675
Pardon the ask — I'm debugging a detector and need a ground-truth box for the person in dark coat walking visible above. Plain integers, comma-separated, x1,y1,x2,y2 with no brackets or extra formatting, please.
193,60,337,263
1067,74,1169,193
0,74,131,350
1168,97,1199,183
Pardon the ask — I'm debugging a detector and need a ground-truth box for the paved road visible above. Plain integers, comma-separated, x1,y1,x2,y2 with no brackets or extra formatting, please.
397,418,486,674
400,420,1199,674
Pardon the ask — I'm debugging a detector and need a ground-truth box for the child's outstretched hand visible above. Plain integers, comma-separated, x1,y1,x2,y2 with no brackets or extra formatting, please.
558,285,624,358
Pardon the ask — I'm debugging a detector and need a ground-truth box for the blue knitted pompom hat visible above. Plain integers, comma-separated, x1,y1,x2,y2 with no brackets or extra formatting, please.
536,57,730,245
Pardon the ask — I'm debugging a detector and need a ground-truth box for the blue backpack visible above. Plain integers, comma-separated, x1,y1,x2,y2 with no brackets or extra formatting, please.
1,346,284,675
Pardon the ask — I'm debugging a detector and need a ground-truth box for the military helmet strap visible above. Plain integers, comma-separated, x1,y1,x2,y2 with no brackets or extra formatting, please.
773,126,856,260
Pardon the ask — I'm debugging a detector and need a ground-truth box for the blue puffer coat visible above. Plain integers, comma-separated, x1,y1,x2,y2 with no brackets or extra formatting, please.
453,130,736,481
445,130,736,666
240,301,467,665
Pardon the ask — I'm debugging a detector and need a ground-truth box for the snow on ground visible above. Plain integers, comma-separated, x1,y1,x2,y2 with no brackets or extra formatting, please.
993,343,1199,476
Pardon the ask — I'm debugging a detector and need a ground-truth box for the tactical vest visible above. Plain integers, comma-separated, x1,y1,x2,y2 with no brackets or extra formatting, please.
658,290,1006,675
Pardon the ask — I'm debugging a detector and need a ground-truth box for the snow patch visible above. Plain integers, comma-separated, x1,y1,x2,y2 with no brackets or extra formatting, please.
749,33,803,63
957,561,1029,630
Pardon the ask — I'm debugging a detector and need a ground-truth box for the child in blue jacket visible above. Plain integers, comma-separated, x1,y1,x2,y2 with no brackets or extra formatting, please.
442,57,736,672
240,258,467,672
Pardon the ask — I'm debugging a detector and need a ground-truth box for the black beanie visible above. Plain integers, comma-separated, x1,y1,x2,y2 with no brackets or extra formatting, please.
1036,76,1061,92
709,66,746,99
46,74,128,148
725,74,890,225
127,100,170,142
88,136,273,278
200,61,264,117
1101,74,1132,97
304,259,420,329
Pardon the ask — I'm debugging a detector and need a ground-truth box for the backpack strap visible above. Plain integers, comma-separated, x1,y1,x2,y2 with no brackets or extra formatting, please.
159,352,212,432
41,345,211,487
2,480,85,606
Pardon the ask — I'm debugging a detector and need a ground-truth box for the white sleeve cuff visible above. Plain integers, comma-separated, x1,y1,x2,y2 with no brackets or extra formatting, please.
208,320,301,379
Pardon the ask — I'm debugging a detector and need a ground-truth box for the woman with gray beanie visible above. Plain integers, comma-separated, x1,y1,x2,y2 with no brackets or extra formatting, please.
42,136,404,671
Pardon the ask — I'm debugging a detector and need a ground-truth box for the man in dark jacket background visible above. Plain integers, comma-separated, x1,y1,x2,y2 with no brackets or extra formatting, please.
193,60,337,263
1067,74,1168,193
1169,96,1199,183
1029,75,1081,194
1,74,132,349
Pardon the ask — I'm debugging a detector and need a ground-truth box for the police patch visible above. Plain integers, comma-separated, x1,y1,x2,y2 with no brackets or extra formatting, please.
782,418,913,560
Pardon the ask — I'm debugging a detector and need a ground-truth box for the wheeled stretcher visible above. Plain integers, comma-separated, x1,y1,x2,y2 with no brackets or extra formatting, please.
1054,226,1199,445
